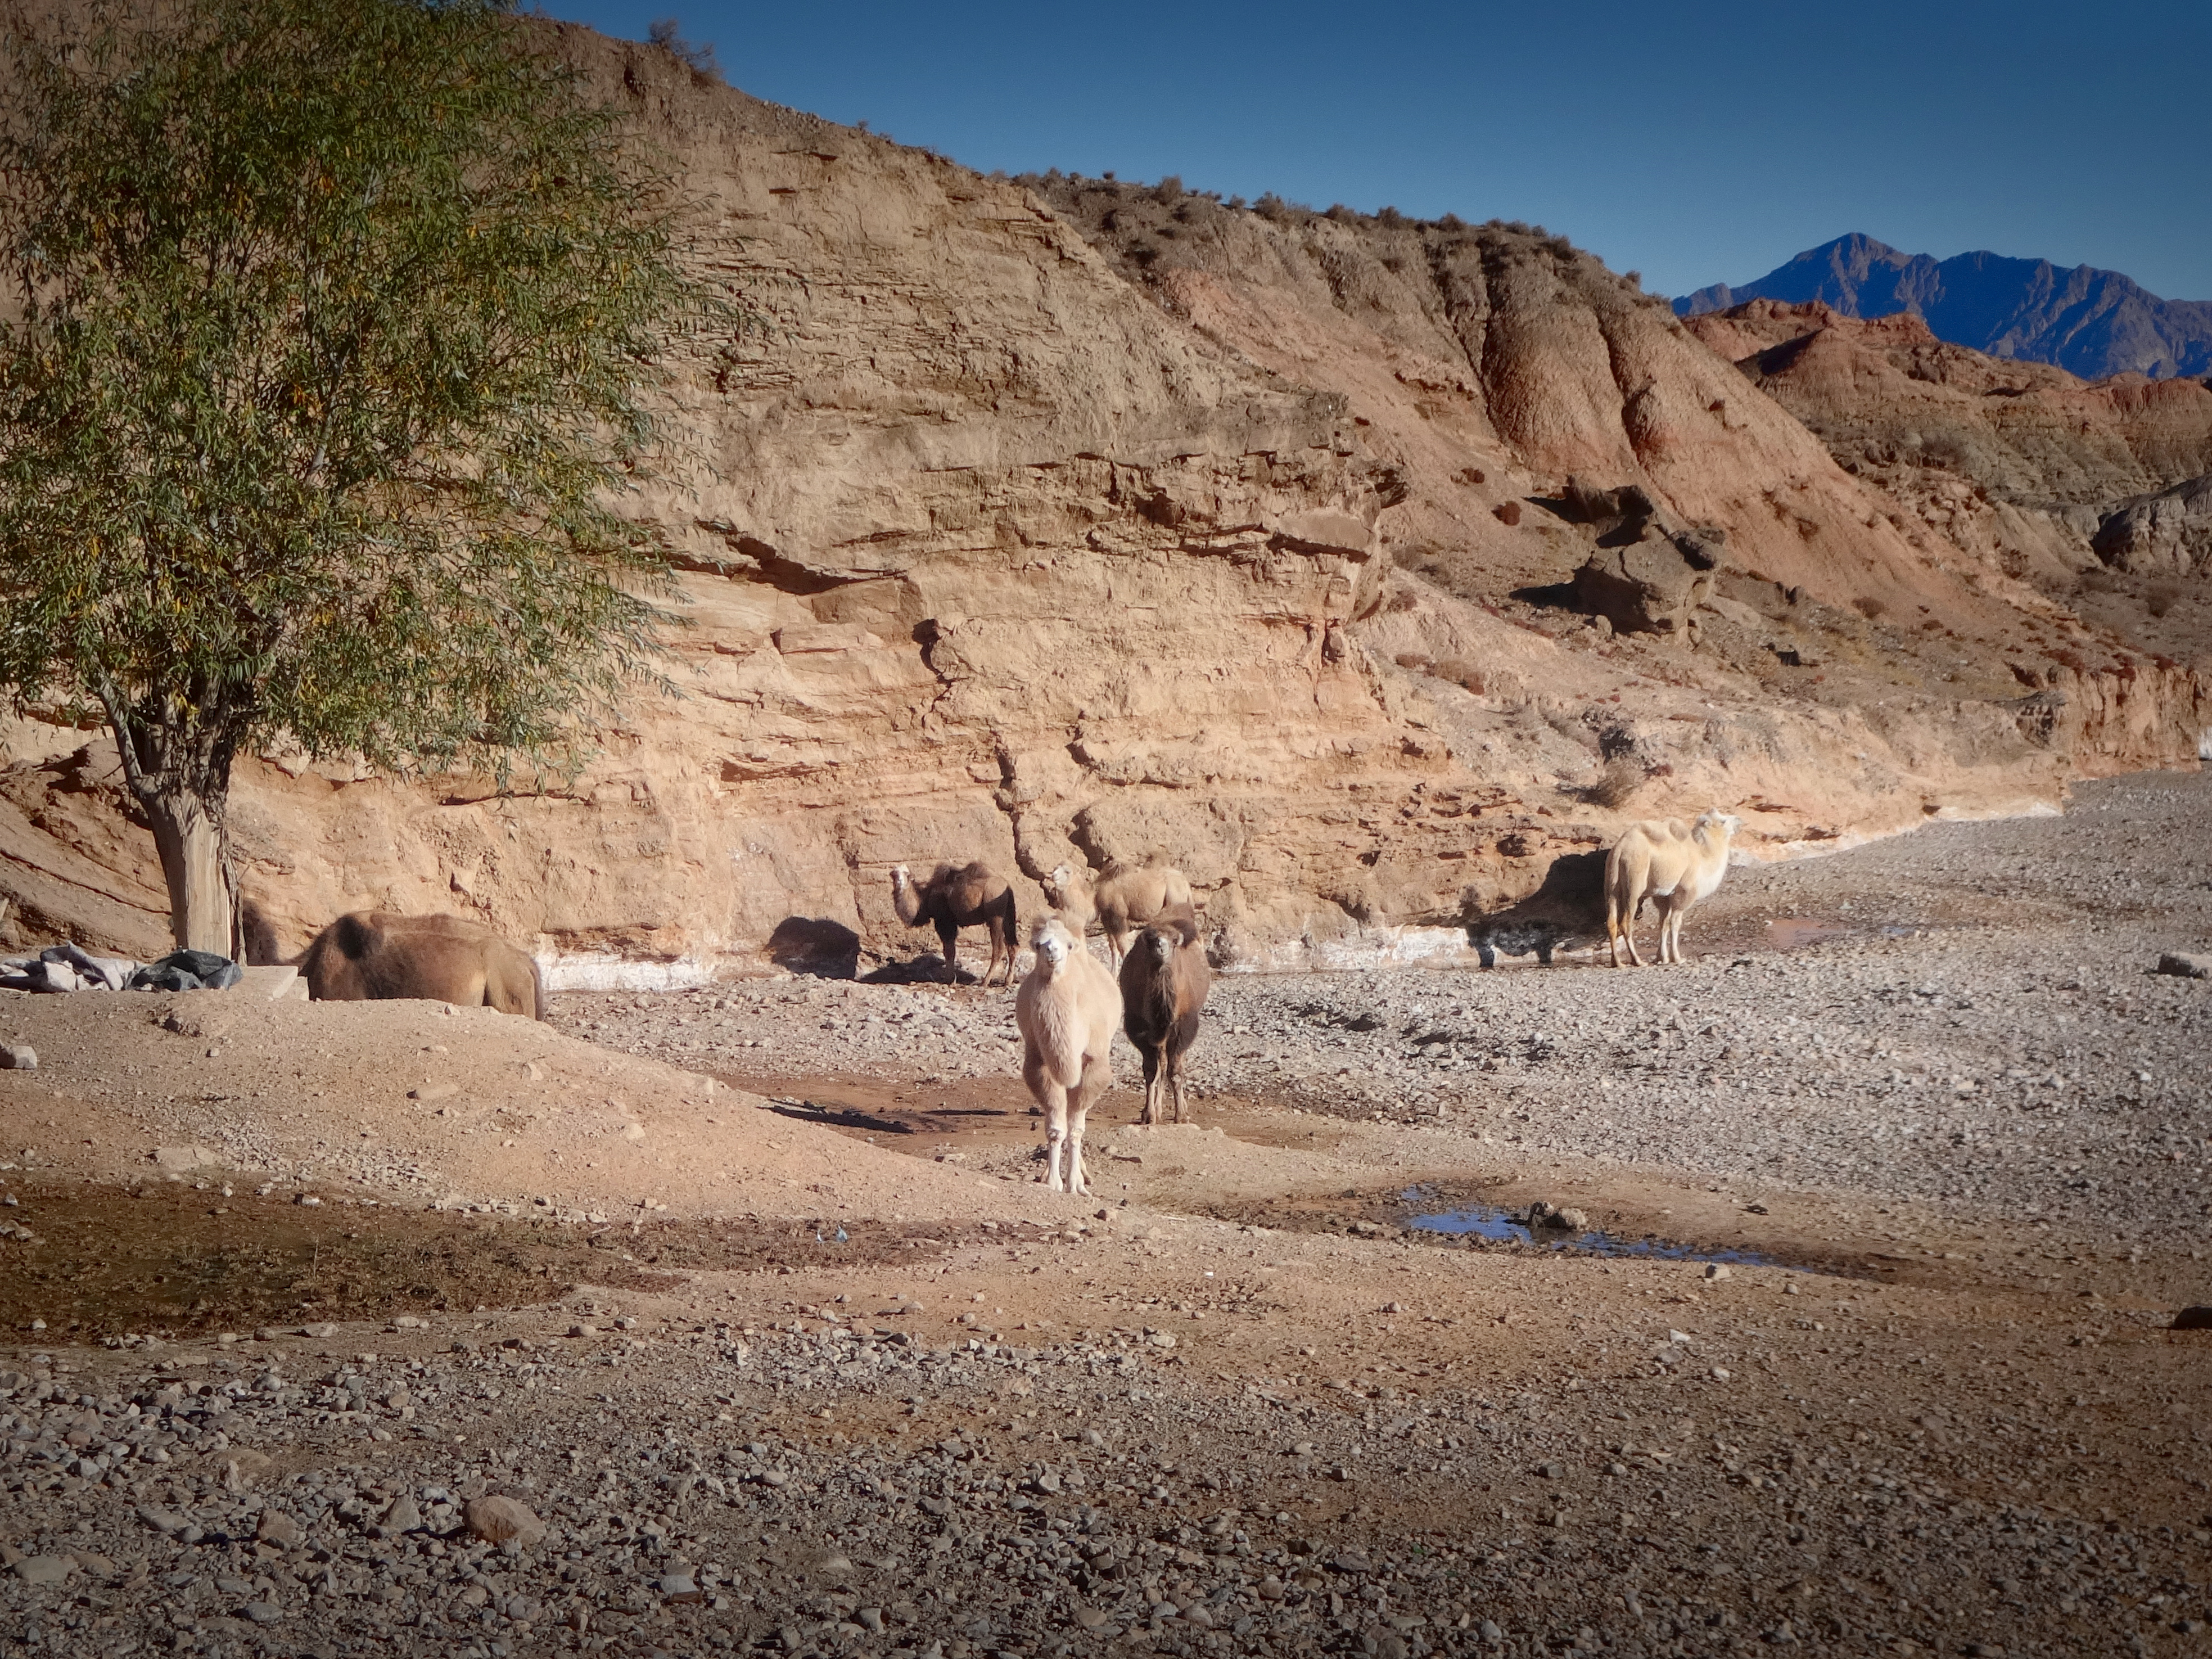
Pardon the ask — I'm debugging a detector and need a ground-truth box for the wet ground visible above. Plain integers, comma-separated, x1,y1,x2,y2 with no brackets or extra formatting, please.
0,1181,994,1344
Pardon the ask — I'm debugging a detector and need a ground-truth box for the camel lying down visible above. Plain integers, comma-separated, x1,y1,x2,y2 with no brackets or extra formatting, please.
1605,809,1742,966
297,912,544,1017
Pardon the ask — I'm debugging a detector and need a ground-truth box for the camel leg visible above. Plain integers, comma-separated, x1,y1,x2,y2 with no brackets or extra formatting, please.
1066,1069,1091,1197
937,921,961,985
1027,1056,1071,1192
1107,927,1128,970
1068,1058,1110,1197
1167,1047,1188,1124
1137,1047,1163,1126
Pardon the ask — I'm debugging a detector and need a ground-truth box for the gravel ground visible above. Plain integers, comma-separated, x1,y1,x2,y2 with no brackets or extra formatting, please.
4,771,2210,1659
4,1251,2209,1659
558,772,2212,1236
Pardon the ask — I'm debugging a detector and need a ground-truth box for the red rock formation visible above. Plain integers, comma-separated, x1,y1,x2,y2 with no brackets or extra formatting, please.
0,36,2202,977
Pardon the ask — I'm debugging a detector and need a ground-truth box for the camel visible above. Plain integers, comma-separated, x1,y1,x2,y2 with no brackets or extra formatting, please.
1045,860,1193,966
295,912,545,1016
1605,809,1743,966
1015,916,1119,1194
1118,904,1212,1125
891,862,1018,988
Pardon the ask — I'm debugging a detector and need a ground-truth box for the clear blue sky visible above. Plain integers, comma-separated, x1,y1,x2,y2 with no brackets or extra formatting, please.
552,1,2212,302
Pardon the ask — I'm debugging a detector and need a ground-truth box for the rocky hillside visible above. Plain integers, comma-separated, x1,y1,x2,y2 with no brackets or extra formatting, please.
1678,233,2212,381
1683,300,2212,666
0,31,2205,980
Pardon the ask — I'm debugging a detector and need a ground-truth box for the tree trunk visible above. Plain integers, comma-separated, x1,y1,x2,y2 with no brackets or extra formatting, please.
143,787,238,957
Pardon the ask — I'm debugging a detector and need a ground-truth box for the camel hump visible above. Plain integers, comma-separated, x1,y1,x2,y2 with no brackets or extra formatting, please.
1150,903,1200,947
328,912,382,958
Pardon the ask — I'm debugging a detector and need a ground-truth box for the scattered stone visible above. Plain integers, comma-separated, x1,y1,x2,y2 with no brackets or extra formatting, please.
2171,1308,2212,1331
1,1044,35,1071
463,1494,545,1547
1331,1549,1374,1574
256,1510,303,1549
137,1505,188,1535
2155,952,2210,980
1148,1330,1177,1349
380,1495,423,1534
153,1144,217,1171
11,1556,74,1587
1705,1263,1732,1282
240,1602,283,1625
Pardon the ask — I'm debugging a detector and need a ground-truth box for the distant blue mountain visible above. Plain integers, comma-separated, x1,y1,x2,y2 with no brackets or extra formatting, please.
1676,233,2212,381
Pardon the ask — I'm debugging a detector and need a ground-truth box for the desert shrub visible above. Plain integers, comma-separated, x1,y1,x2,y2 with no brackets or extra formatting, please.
1433,657,1485,693
1325,204,1356,222
1153,174,1183,205
1457,467,1486,485
2076,567,2119,593
1493,501,1523,527
1585,756,1645,810
2147,579,2184,617
1377,205,1405,227
1393,651,1432,671
648,17,722,80
1385,590,1420,614
1852,596,1886,619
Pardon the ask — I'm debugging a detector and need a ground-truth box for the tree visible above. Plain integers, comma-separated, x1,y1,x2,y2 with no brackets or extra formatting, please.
0,0,724,954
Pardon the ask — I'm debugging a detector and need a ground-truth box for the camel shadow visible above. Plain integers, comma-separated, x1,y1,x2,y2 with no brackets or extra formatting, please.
1465,849,1608,967
766,917,861,981
857,955,995,986
763,1096,914,1135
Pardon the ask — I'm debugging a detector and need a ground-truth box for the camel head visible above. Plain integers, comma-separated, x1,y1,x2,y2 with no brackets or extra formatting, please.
1698,809,1745,842
1144,927,1177,967
1030,916,1076,969
1044,863,1072,898
890,863,911,891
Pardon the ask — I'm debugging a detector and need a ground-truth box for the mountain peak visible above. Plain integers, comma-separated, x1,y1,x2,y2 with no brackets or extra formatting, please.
1676,238,2212,380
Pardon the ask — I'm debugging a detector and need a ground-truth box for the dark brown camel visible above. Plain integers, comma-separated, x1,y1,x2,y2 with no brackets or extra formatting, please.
1117,903,1211,1124
890,862,1018,988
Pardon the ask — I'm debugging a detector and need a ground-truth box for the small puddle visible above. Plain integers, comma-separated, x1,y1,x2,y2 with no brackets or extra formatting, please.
1400,1191,1777,1267
1407,1204,1777,1265
1764,918,1850,950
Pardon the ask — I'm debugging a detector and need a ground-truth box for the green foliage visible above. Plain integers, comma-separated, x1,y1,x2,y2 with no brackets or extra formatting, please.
0,0,725,803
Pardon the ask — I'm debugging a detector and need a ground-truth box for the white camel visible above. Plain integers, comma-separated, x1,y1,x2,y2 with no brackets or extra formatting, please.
1605,808,1743,966
1015,916,1120,1194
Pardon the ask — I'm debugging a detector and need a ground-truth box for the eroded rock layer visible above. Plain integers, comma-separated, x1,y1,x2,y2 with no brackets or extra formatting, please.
1,32,2204,977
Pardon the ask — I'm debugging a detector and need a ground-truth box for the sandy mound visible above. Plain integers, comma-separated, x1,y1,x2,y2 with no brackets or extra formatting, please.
0,989,1080,1225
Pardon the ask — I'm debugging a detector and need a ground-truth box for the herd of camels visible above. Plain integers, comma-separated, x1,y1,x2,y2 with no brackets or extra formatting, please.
255,809,1742,1198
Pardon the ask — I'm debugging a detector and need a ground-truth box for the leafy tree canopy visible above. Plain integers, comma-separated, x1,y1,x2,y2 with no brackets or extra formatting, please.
0,0,725,950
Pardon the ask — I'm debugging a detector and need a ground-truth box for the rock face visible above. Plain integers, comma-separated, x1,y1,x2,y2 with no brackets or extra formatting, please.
0,31,2205,978
1677,233,2212,381
2093,475,2212,575
1683,300,2212,663
1554,481,1726,635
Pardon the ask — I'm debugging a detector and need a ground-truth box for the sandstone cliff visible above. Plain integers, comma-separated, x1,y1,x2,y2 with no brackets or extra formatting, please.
0,30,2204,979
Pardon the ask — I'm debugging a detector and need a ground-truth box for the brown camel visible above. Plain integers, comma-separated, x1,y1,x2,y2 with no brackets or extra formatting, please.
890,862,1018,988
1045,861,1194,966
295,912,544,1017
1117,904,1211,1124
